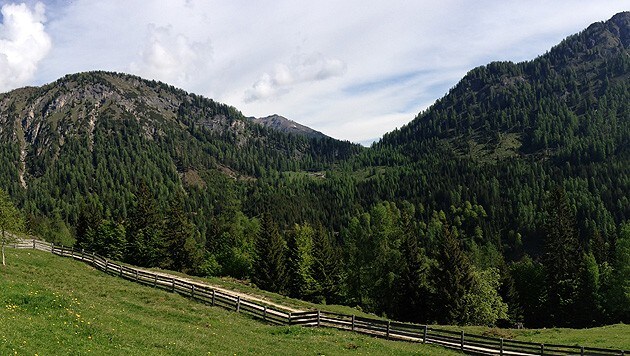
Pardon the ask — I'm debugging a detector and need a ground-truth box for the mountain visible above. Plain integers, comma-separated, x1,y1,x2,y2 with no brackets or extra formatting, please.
249,114,329,139
379,11,629,163
0,71,361,223
0,13,629,330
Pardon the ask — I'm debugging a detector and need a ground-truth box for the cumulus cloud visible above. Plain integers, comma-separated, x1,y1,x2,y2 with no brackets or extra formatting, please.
130,24,212,87
245,52,346,102
0,2,51,92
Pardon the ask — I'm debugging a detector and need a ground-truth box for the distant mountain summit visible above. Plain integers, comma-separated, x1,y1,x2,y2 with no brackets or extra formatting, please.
379,11,630,163
250,114,329,139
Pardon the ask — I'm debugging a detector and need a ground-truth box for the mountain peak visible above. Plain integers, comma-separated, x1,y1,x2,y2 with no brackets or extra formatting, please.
249,114,329,139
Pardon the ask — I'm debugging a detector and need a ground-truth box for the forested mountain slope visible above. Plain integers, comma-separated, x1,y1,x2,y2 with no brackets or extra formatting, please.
0,71,360,223
0,13,628,329
361,11,630,253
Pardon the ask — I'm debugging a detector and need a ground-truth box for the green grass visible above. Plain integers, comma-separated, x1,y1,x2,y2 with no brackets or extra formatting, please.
141,265,382,318
0,249,456,355
440,324,630,350
129,259,630,352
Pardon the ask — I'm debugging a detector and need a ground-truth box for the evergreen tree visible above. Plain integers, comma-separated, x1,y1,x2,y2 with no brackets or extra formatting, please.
163,192,205,274
431,224,474,324
396,202,431,322
94,219,127,261
541,186,582,326
287,223,318,299
312,223,343,304
125,183,164,267
253,212,287,293
76,199,103,251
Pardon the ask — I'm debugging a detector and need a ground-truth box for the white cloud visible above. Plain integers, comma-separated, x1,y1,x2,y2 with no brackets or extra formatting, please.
245,52,346,102
9,1,630,142
130,24,212,87
0,2,51,92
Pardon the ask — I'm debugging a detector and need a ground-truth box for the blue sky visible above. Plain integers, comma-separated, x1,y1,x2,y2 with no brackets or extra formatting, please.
0,1,627,144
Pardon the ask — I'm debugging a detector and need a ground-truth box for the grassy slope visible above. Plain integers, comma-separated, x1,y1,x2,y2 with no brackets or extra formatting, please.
141,260,630,351
0,249,455,355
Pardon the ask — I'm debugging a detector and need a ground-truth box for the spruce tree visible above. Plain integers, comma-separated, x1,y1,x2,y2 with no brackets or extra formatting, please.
286,223,317,299
125,183,164,267
253,213,287,293
541,185,582,326
431,224,474,324
312,223,343,304
163,192,205,274
396,203,431,322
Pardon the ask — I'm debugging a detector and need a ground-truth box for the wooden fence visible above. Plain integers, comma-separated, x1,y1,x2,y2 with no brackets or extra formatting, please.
10,239,629,356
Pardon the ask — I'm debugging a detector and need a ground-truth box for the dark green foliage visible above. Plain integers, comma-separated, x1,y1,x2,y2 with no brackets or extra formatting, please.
286,223,318,299
432,224,474,324
125,184,165,267
253,213,287,293
311,223,344,304
162,192,205,274
0,13,629,327
541,186,582,326
395,203,431,322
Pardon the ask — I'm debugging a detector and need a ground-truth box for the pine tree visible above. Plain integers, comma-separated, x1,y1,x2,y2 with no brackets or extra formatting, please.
163,192,205,274
541,185,582,326
312,223,343,304
125,183,164,267
431,224,474,324
396,203,431,322
253,213,287,293
286,223,317,299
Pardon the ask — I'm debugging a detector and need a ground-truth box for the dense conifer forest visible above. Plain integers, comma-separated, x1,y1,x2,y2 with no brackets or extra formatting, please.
0,12,629,328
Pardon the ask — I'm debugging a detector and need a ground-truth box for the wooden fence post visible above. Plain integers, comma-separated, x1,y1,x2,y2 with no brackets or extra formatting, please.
105,259,108,271
351,315,355,331
263,306,267,321
540,343,544,355
171,278,175,292
81,249,85,261
236,296,240,312
386,320,391,340
153,274,157,288
211,290,215,306
119,264,123,277
191,284,195,298
288,312,292,325
423,325,428,344
32,239,35,249
317,310,321,327
92,253,95,265
500,338,504,355
460,331,464,351
51,242,54,253
580,346,584,356
135,270,139,282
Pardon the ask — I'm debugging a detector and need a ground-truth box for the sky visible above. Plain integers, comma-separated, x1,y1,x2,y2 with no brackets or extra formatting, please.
0,1,627,144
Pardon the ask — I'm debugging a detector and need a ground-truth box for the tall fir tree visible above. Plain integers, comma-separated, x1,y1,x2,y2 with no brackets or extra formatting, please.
312,223,343,304
541,185,582,326
125,183,165,267
286,223,318,299
431,224,474,324
253,212,287,293
396,202,431,322
163,192,205,274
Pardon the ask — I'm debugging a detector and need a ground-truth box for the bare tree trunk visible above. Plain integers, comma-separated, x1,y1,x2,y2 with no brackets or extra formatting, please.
2,229,5,266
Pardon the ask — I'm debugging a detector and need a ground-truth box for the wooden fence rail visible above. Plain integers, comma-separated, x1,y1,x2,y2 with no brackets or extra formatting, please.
10,239,629,356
